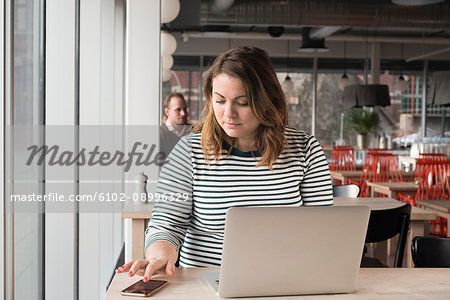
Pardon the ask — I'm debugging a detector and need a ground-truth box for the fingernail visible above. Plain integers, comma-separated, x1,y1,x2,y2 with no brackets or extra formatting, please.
144,276,148,281
129,271,132,275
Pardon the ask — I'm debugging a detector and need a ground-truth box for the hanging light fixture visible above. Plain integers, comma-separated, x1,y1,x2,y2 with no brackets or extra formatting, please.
396,43,409,92
343,40,391,108
161,0,180,23
161,32,177,55
339,41,351,91
282,40,294,93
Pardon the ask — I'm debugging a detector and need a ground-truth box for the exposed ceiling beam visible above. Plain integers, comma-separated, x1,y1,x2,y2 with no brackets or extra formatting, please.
181,31,450,45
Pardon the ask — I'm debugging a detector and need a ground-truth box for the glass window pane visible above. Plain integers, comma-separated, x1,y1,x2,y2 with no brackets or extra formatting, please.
6,0,45,299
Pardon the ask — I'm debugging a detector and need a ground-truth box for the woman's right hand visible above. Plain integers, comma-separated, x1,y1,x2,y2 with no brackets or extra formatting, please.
115,241,178,282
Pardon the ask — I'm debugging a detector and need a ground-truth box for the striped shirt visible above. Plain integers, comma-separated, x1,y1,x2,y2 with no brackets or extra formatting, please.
145,127,333,267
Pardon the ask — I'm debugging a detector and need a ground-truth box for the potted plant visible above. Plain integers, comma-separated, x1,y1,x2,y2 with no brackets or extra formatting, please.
344,108,379,149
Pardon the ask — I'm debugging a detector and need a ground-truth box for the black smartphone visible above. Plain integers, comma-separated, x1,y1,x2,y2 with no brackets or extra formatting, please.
120,279,168,297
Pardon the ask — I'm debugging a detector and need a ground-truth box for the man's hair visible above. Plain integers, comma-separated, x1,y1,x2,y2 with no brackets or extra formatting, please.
193,46,288,170
163,92,186,109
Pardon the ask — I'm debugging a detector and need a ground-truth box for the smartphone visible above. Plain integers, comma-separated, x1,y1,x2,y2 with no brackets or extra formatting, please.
120,279,168,297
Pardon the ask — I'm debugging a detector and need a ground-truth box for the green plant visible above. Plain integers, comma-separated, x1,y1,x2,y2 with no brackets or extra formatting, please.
344,108,379,135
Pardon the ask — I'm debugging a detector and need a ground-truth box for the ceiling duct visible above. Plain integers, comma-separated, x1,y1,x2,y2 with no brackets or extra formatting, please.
200,0,450,29
298,27,328,53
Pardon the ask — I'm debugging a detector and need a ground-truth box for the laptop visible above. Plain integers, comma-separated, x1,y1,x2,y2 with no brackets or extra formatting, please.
202,206,370,298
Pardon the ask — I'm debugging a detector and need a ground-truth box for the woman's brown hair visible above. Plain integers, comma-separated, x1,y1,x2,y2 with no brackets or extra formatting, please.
193,46,288,170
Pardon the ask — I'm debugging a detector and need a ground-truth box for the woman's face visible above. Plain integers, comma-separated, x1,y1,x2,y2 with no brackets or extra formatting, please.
212,73,260,151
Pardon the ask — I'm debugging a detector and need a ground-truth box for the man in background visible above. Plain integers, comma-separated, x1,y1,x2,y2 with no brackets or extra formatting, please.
160,93,191,157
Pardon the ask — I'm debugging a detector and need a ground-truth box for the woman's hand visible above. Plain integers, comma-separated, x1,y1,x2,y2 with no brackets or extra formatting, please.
115,241,178,282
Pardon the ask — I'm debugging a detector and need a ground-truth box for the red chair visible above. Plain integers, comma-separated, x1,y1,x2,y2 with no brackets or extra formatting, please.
404,154,447,185
419,153,447,161
398,160,450,237
349,150,403,197
330,146,356,172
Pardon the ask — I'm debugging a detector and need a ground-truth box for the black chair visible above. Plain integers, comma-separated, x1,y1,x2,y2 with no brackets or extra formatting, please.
411,236,450,267
362,203,411,268
332,184,360,198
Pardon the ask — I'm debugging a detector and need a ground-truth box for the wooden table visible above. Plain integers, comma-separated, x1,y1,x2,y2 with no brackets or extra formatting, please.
330,170,362,185
331,171,414,185
335,197,437,267
121,203,154,259
416,200,450,237
105,267,450,300
366,181,418,198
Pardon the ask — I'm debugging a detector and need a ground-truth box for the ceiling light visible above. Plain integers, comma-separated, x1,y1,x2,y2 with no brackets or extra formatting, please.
339,74,351,91
161,32,177,55
162,55,174,70
396,76,409,92
343,41,391,108
268,26,284,38
343,85,391,108
162,69,172,82
282,76,294,93
161,0,180,23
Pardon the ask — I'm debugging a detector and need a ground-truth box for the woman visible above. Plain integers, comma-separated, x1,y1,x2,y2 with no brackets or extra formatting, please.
117,46,333,281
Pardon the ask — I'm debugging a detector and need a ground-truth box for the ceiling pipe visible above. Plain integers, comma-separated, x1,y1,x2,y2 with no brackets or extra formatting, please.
202,0,450,29
309,26,342,40
406,46,450,62
298,27,328,53
181,31,450,45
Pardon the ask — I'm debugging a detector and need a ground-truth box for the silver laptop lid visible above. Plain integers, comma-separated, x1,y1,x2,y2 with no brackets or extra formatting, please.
218,206,370,298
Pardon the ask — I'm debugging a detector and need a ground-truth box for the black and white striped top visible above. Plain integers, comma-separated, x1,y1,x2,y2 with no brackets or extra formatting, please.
145,127,333,267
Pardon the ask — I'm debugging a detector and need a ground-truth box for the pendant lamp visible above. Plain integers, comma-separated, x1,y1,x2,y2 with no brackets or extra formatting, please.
396,43,408,92
343,41,391,108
